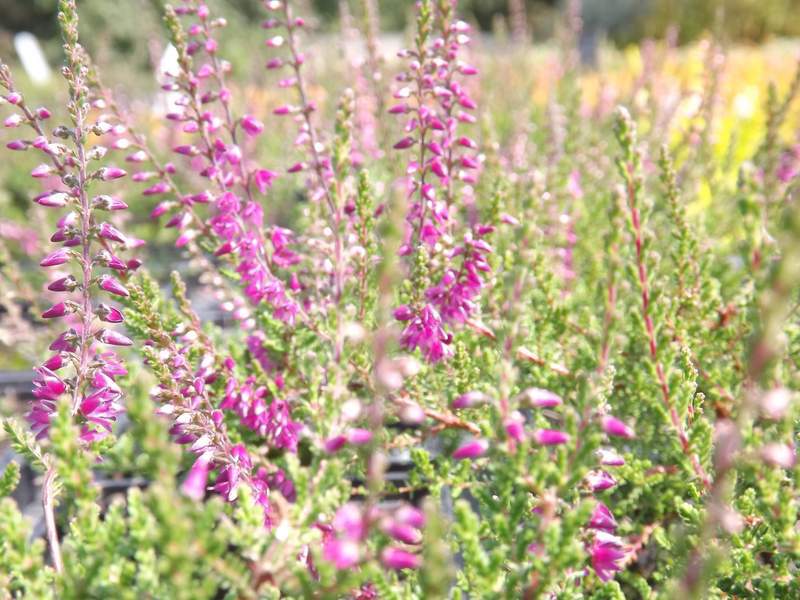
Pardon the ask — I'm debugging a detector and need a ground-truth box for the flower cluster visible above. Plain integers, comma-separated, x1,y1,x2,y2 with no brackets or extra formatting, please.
389,0,489,362
2,8,136,443
150,0,299,324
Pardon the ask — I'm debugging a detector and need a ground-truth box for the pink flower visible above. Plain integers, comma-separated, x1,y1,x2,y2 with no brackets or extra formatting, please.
98,275,130,297
182,454,212,500
601,416,635,439
398,305,453,363
519,387,563,408
381,547,421,570
97,166,127,181
453,438,489,460
240,115,264,136
96,329,133,347
588,503,617,532
586,470,617,492
323,539,360,569
532,429,570,446
41,302,69,319
254,168,277,194
31,164,53,178
452,391,489,409
590,532,626,581
40,248,71,267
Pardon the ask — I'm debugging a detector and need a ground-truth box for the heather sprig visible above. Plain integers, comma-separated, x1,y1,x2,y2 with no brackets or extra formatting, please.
1,1,135,448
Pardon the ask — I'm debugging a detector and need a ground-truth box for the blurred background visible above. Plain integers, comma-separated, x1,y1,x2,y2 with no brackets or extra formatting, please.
1,0,800,72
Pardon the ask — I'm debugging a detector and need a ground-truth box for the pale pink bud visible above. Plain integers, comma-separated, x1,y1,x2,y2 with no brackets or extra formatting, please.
761,443,796,468
31,164,53,178
596,448,625,467
393,137,415,150
97,167,127,181
34,191,69,207
4,114,23,127
760,387,792,420
6,139,27,150
452,391,489,409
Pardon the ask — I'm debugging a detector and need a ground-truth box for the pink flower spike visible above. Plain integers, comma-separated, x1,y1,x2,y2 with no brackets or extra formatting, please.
381,547,421,570
589,503,618,532
532,429,570,446
40,248,71,267
98,275,130,297
601,416,635,439
453,438,489,460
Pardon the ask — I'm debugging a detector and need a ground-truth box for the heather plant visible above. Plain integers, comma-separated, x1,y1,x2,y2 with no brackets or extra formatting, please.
1,0,800,598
